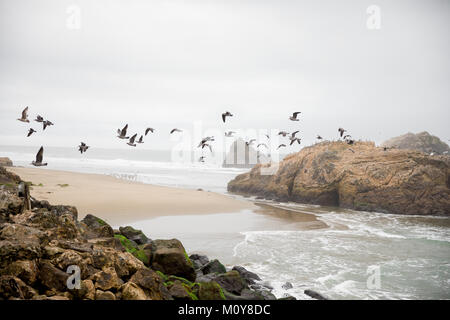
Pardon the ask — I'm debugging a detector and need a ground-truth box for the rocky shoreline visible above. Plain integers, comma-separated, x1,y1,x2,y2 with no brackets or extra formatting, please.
0,164,310,300
228,141,450,216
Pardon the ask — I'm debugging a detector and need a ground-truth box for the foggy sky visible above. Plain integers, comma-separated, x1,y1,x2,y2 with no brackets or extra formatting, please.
0,0,449,152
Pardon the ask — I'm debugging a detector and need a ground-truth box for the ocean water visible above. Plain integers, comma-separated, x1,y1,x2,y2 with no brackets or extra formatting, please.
1,145,449,300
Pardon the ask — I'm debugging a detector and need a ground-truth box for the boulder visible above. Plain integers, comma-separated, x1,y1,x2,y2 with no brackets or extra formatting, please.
167,280,197,300
91,267,123,291
232,266,261,285
0,275,37,299
201,259,226,275
38,261,69,292
95,289,116,300
0,157,13,167
80,214,114,238
304,289,329,300
189,254,209,270
281,281,293,290
212,270,247,295
129,268,172,300
71,279,95,300
151,239,196,282
120,282,148,300
119,226,150,245
3,259,39,285
193,281,226,300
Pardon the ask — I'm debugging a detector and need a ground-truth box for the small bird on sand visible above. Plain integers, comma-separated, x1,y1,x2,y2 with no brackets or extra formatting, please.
137,135,144,144
170,128,182,134
145,128,155,135
278,131,289,137
289,112,301,121
277,144,286,150
117,124,129,139
31,146,47,166
245,139,256,146
225,131,235,137
222,111,233,123
17,107,30,123
42,120,54,130
78,142,89,154
317,135,323,140
27,128,36,137
338,128,346,138
127,134,137,147
34,115,44,123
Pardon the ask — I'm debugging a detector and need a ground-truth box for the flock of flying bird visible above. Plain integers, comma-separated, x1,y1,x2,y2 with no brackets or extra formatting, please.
16,106,355,166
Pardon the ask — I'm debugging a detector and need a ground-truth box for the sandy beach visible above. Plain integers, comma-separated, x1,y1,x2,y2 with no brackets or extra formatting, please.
8,167,256,226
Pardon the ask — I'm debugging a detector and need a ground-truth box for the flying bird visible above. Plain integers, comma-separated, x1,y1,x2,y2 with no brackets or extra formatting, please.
346,139,354,145
278,131,289,137
42,120,54,130
338,128,346,138
225,131,235,137
277,144,286,150
137,135,144,144
199,156,206,162
222,111,233,123
78,142,89,154
265,134,270,140
31,146,47,166
197,136,215,147
343,134,352,140
127,134,137,147
27,128,36,137
34,115,44,123
145,128,155,135
317,135,323,140
290,138,301,145
17,107,30,123
170,128,182,134
201,143,213,153
289,112,301,121
257,143,268,149
245,139,256,146
117,124,129,139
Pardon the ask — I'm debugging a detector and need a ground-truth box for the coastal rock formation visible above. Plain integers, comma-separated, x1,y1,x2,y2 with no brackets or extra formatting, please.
228,141,450,216
0,158,13,167
381,131,450,155
0,166,284,300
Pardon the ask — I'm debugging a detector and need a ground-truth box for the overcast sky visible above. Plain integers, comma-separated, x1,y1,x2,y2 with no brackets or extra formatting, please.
0,0,449,151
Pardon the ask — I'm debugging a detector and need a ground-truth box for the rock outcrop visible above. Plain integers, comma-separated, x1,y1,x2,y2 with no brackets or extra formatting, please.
0,166,285,300
228,141,450,216
381,131,450,155
0,158,13,167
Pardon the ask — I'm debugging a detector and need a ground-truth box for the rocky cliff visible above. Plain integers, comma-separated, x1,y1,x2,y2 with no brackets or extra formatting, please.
228,141,450,216
0,166,290,300
381,131,450,155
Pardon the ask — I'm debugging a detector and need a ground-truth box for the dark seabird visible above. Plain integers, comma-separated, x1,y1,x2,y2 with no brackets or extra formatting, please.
278,131,289,137
43,120,54,130
78,142,89,154
317,135,323,140
222,111,233,123
225,131,235,137
277,144,286,150
343,134,352,140
289,112,301,121
27,128,36,137
31,146,48,166
245,139,256,146
17,107,30,123
338,127,346,137
257,143,268,149
127,134,137,147
170,128,182,134
137,135,144,144
265,134,270,140
117,124,129,139
201,143,213,153
145,128,155,135
34,115,44,123
290,137,301,146
197,136,215,147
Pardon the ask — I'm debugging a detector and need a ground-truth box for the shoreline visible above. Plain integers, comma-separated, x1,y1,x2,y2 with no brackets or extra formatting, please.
7,166,257,226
